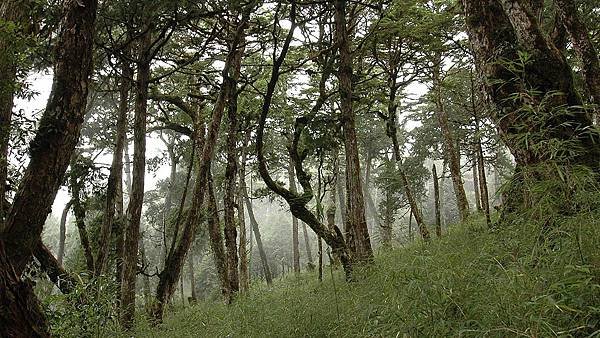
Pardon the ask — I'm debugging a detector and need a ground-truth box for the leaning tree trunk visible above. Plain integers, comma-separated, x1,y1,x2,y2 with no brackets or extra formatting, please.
0,0,97,334
34,242,76,295
288,159,301,274
152,17,248,322
334,0,373,263
120,29,151,330
243,189,273,285
57,201,72,265
462,0,600,211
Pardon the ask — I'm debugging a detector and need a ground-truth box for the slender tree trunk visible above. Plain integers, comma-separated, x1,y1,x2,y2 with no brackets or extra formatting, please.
334,0,373,263
120,29,151,329
114,60,131,299
408,209,413,242
70,163,95,272
336,168,347,230
472,151,482,212
432,54,470,221
432,164,442,238
152,17,248,322
57,201,72,265
243,191,273,285
238,134,250,292
554,0,600,109
96,59,131,277
223,34,245,295
363,152,382,234
207,172,230,299
288,160,301,274
140,235,151,308
188,252,197,302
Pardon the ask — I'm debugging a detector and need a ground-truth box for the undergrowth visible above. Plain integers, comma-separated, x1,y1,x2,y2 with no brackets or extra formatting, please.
129,212,600,337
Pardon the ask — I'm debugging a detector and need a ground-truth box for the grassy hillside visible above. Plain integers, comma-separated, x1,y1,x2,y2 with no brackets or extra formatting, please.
131,214,600,337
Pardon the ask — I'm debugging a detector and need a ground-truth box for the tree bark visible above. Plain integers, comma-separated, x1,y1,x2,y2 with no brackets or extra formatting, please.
34,242,76,295
0,1,97,333
432,164,442,238
463,0,600,209
243,189,273,285
238,134,250,292
472,150,482,212
188,252,197,302
288,160,301,274
57,200,72,265
207,172,230,299
95,58,131,277
120,28,151,330
0,0,98,276
554,0,600,110
432,53,470,221
152,16,248,322
70,161,95,272
223,28,245,296
0,241,50,338
334,0,373,263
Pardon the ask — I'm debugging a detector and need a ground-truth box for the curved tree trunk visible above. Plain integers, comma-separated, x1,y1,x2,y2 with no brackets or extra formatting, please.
57,200,72,265
0,0,97,334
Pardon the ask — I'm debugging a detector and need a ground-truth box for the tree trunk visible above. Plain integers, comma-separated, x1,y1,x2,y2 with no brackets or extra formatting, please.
34,242,76,295
0,241,50,338
207,172,230,299
96,59,131,277
472,150,482,212
223,31,245,295
152,17,248,322
432,53,470,221
57,201,72,265
188,252,197,302
288,160,301,274
0,1,96,333
70,163,94,272
243,190,273,285
0,0,98,276
554,0,600,110
334,0,373,263
462,0,600,209
238,134,250,292
432,164,442,238
140,235,151,308
363,152,382,235
120,29,151,330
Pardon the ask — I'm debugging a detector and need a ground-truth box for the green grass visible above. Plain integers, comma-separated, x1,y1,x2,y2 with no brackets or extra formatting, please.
131,214,600,337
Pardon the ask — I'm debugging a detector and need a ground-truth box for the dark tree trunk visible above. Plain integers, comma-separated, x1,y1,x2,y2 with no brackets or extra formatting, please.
96,58,131,277
0,242,50,338
334,0,373,263
188,252,197,302
555,0,600,110
432,164,442,238
34,242,76,295
223,30,245,295
0,0,97,331
207,172,230,300
288,160,301,274
472,150,482,212
57,201,72,265
1,0,98,275
462,0,600,209
120,29,151,329
238,134,250,292
70,163,95,272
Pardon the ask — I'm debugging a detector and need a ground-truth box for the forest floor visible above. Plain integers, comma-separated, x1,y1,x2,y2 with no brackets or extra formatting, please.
130,213,600,337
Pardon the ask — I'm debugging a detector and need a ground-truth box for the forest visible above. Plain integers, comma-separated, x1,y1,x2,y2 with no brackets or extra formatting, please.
0,0,599,336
